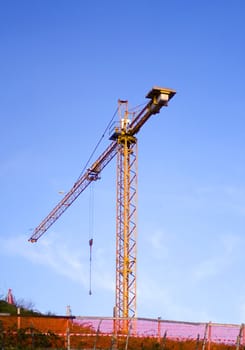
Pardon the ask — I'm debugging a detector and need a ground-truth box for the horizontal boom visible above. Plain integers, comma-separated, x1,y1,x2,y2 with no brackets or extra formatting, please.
28,86,176,243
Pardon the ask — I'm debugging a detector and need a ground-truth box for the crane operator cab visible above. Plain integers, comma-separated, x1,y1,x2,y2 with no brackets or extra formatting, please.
120,117,130,131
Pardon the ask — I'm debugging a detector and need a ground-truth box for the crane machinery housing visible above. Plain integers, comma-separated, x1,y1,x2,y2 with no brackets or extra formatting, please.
28,86,176,333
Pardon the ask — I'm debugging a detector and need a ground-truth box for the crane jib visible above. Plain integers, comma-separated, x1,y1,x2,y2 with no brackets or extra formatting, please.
28,87,176,243
29,141,118,242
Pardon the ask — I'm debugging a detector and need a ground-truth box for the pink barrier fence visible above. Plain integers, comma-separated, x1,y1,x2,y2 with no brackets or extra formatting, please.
74,317,244,345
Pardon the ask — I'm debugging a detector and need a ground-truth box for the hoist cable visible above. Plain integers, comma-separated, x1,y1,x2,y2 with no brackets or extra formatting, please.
88,183,94,295
89,237,93,295
77,106,119,182
128,101,147,113
75,106,118,295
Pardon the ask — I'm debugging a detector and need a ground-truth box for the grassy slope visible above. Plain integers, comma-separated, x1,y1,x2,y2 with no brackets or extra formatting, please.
0,299,42,316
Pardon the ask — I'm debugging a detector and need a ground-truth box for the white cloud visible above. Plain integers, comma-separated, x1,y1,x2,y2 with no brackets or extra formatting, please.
91,247,115,292
191,233,241,282
0,232,114,291
196,185,245,215
192,257,222,281
138,275,211,322
144,229,171,260
0,150,35,177
238,301,245,323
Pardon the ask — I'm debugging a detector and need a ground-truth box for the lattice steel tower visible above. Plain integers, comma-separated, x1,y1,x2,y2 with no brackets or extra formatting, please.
110,100,138,331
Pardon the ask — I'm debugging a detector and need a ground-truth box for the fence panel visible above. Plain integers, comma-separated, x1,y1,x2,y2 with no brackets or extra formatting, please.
0,315,243,347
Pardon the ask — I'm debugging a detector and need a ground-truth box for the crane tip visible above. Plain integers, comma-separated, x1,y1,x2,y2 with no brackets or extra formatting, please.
28,238,37,243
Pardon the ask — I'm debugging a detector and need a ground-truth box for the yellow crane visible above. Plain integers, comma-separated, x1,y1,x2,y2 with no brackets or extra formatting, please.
28,86,176,333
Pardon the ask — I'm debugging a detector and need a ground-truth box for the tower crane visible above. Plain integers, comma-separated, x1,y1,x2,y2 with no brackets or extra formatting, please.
28,86,176,332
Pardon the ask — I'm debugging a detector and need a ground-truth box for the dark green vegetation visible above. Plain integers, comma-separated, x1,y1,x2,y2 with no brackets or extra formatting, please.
0,298,63,349
0,322,63,349
0,299,41,316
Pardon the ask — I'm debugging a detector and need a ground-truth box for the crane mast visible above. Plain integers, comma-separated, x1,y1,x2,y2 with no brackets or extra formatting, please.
112,100,138,332
28,86,176,333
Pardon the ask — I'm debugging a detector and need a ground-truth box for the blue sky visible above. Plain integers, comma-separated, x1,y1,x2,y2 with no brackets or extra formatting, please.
0,0,245,324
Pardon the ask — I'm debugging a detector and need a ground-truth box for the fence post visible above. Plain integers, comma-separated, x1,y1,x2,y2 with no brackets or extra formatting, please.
195,334,200,350
0,320,4,350
236,323,244,350
17,307,21,330
161,330,167,350
66,327,70,350
202,322,209,350
93,319,102,350
207,322,211,350
112,307,117,350
125,320,132,350
242,323,245,347
157,317,161,343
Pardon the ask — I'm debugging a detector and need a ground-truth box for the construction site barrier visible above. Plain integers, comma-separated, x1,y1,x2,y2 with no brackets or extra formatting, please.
73,317,244,344
0,314,244,348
